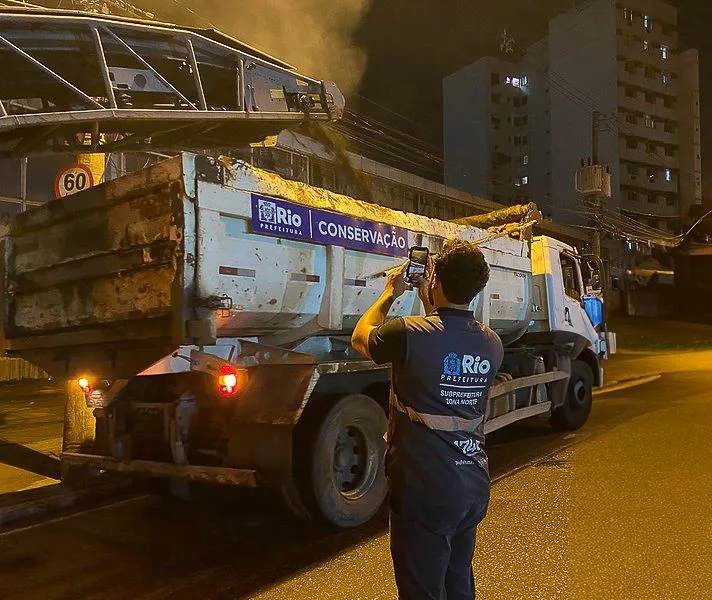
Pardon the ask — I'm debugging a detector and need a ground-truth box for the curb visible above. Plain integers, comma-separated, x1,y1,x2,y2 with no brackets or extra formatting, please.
0,479,131,528
594,373,662,396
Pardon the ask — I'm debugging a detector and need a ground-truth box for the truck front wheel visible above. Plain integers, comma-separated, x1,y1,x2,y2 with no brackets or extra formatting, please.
307,394,387,528
551,360,593,431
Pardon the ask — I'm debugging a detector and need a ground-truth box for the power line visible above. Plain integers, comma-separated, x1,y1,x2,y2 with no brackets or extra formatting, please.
338,113,443,165
345,110,442,155
353,92,438,139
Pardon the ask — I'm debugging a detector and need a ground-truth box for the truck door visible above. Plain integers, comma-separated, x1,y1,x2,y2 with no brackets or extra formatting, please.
558,251,594,336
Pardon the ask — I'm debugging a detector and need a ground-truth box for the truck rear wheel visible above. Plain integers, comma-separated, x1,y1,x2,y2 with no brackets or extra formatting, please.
551,360,593,431
307,394,387,528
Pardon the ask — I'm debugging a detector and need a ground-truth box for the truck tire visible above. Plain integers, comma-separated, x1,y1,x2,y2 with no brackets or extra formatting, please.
307,394,387,528
551,360,593,431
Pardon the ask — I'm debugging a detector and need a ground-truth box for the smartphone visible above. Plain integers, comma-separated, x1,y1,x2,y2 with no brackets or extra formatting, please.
406,246,429,284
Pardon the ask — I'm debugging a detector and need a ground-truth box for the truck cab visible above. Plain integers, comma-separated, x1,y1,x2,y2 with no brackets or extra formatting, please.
529,235,615,384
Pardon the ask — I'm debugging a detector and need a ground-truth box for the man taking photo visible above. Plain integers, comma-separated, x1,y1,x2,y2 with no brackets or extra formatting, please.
352,239,504,600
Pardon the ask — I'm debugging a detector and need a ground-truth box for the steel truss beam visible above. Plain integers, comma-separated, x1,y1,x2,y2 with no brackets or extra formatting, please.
0,7,345,157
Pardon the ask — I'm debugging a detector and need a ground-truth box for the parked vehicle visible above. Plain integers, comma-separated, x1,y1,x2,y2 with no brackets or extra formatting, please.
0,153,615,527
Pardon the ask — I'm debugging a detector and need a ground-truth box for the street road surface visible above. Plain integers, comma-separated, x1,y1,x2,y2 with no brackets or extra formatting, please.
0,382,63,494
1,352,711,599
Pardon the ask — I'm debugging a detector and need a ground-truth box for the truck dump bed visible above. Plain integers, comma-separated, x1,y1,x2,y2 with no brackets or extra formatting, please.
1,153,532,381
0,159,187,379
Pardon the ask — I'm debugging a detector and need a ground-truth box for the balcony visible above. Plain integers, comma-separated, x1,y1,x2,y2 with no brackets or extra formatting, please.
620,148,679,169
622,120,678,145
618,88,678,121
618,64,677,96
620,170,678,194
616,14,678,46
617,36,676,68
619,141,671,168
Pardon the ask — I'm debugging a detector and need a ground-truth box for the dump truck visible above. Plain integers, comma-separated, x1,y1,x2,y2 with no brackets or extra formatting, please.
0,153,615,527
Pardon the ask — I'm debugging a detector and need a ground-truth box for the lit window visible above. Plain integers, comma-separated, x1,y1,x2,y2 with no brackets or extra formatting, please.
506,75,528,89
644,114,655,128
648,168,657,183
664,168,672,182
624,7,633,24
642,40,649,52
661,44,669,59
662,73,671,85
522,154,529,165
522,176,529,185
643,15,651,31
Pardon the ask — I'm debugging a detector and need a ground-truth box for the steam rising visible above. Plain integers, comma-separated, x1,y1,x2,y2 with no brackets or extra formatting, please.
160,0,372,93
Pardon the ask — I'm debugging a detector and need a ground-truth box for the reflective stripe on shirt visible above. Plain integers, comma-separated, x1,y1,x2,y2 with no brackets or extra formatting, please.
396,397,484,433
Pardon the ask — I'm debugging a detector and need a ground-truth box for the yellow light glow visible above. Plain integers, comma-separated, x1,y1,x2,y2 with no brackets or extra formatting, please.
78,377,90,389
220,374,238,389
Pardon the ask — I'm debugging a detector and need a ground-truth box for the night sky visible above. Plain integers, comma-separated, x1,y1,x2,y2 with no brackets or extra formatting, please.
350,0,712,195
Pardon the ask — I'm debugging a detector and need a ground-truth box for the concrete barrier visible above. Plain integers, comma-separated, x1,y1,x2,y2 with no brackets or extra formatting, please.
0,357,48,382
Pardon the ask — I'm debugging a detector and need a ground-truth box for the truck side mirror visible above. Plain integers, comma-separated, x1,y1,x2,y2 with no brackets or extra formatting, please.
584,260,602,295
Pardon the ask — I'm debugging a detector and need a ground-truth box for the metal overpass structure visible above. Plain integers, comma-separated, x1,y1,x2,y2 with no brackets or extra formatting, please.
0,7,345,158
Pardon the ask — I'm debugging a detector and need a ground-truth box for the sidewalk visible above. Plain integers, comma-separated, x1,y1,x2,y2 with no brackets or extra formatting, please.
0,380,64,495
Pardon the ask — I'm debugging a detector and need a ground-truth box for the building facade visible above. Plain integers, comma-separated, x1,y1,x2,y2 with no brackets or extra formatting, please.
444,0,703,235
444,57,533,207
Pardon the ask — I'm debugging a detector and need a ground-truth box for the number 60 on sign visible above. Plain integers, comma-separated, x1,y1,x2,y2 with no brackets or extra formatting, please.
54,163,95,199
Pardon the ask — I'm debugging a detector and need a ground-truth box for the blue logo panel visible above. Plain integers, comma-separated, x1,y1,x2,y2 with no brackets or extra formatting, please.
251,194,409,257
443,352,462,376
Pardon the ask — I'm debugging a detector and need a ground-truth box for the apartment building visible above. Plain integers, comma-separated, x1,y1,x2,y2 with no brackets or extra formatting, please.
444,0,703,235
443,57,533,206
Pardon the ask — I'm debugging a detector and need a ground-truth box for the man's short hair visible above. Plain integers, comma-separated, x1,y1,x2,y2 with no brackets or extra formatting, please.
433,239,490,305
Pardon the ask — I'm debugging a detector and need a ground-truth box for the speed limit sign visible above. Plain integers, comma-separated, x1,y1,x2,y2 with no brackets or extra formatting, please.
54,163,95,199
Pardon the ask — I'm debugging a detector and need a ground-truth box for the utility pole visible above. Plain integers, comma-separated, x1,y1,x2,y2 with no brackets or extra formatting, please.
576,110,610,260
589,110,602,260
575,110,611,302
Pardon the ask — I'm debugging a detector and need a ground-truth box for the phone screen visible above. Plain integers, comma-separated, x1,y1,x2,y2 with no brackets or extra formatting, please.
406,247,429,283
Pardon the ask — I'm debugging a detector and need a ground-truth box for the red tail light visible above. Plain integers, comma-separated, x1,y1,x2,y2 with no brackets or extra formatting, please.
218,365,239,396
